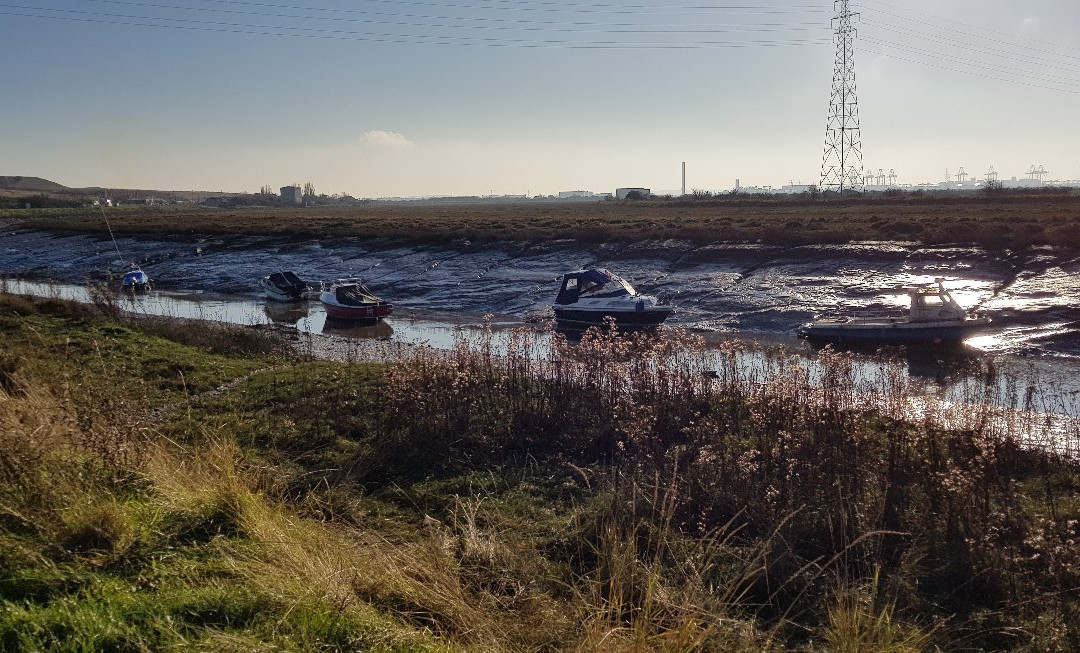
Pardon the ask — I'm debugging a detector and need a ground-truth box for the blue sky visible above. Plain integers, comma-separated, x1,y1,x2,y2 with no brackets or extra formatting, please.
2,0,1079,197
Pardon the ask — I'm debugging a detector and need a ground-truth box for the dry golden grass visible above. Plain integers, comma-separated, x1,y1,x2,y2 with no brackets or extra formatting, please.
824,570,936,653
143,436,498,648
11,190,1080,250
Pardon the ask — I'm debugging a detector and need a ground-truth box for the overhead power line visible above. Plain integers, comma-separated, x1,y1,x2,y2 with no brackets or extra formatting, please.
852,3,1080,95
862,36,1080,88
176,0,834,16
862,46,1080,95
74,0,832,32
8,0,1080,97
862,18,1080,73
0,6,833,48
861,7,1080,63
861,0,1080,55
862,37,1080,90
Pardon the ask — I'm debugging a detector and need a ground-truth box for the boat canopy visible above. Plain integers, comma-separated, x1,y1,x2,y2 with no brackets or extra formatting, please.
556,268,636,305
335,283,378,306
122,270,148,285
268,271,304,288
565,269,613,286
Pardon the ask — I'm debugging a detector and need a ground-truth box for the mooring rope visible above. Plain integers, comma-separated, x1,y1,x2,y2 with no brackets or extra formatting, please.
97,189,129,267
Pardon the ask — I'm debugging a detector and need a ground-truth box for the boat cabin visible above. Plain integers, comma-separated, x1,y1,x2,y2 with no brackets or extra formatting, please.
268,271,304,291
555,269,637,305
907,280,967,323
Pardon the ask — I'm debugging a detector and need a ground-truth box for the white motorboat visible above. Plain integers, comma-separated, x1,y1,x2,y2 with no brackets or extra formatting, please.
798,278,991,344
260,271,309,302
320,280,393,321
553,268,672,330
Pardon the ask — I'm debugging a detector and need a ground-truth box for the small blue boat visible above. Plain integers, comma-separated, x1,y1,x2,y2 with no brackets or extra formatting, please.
121,269,151,292
798,279,990,344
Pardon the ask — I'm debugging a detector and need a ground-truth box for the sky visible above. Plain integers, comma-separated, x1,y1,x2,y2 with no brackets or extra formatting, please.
2,0,1079,197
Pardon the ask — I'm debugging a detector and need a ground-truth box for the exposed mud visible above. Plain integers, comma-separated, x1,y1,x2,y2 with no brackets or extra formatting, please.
3,229,1079,357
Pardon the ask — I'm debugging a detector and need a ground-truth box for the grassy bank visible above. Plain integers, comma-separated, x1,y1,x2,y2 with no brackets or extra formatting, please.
3,293,1080,650
5,190,1080,251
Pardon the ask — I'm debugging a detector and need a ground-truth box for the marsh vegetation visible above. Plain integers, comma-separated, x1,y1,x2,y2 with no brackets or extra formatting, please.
6,189,1080,252
3,293,1080,650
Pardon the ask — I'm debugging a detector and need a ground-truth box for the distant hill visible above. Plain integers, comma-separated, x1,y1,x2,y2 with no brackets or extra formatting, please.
0,178,219,204
0,176,70,192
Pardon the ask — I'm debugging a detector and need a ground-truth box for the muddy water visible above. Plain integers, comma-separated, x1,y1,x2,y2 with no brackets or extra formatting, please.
3,229,1080,418
0,278,486,351
4,229,1080,354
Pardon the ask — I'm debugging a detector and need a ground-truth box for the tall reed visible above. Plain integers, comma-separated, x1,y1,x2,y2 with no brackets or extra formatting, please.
372,322,1080,646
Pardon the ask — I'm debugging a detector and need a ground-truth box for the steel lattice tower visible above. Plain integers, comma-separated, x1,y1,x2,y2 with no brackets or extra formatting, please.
820,0,863,194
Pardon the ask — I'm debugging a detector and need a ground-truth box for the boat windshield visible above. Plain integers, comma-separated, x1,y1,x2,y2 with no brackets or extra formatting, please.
581,276,634,297
268,272,296,287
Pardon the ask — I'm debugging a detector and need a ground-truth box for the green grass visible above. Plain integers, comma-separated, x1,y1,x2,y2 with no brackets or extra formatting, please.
4,291,1080,650
0,296,463,651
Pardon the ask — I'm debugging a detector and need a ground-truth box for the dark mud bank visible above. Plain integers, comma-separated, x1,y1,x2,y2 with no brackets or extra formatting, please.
3,229,1080,356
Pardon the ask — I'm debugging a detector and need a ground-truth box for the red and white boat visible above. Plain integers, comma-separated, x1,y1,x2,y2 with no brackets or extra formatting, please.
319,280,393,321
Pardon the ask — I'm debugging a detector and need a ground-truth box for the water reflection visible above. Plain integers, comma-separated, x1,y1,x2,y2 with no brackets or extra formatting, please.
803,339,983,386
263,302,310,325
0,279,463,349
322,317,393,340
7,228,1080,359
4,277,1080,418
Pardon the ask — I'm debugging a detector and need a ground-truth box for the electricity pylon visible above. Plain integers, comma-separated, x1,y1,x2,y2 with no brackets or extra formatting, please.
820,0,863,194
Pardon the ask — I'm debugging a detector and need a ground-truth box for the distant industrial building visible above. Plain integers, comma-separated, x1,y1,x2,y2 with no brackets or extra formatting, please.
558,190,602,199
280,185,302,205
615,187,651,200
203,196,230,207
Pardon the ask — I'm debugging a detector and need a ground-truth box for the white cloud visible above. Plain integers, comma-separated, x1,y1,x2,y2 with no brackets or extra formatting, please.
360,130,416,151
1021,16,1040,30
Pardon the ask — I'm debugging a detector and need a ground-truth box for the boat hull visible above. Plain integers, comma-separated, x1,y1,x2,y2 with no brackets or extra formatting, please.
262,284,304,302
321,299,393,321
798,319,990,344
121,270,151,292
553,307,672,331
260,273,307,302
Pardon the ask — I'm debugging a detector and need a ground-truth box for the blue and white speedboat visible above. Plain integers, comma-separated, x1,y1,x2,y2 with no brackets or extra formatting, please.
120,269,151,292
553,268,672,331
798,279,990,344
